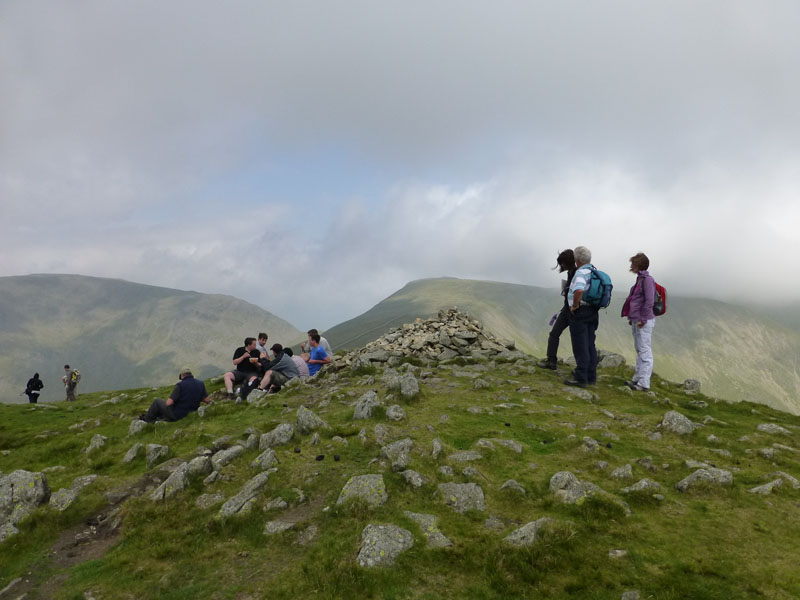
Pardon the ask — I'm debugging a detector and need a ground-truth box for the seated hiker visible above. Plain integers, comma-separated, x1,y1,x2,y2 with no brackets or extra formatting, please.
300,328,333,357
255,332,269,356
223,337,261,400
284,347,310,379
140,367,209,422
251,343,300,393
304,333,331,376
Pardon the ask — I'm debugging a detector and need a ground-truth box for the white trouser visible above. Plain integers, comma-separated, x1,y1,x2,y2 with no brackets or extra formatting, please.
632,319,655,389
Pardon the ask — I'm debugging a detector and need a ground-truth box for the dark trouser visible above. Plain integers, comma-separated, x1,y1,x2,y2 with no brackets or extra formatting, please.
66,386,77,402
569,306,599,384
546,305,571,363
26,392,38,404
143,398,176,423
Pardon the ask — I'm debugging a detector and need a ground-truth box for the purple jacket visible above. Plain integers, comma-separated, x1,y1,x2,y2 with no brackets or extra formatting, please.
624,270,655,322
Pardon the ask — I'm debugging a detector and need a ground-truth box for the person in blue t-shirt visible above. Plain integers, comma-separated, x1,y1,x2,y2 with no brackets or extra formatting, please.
139,367,210,422
304,333,331,376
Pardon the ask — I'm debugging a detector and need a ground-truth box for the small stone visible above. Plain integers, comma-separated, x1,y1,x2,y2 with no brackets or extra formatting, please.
608,549,627,559
196,493,225,510
432,438,444,460
748,479,783,495
757,423,791,436
503,518,556,547
438,465,454,477
448,451,483,463
146,444,169,468
401,470,425,488
264,520,295,535
675,468,733,492
123,443,144,464
357,524,414,567
500,479,526,494
386,405,407,421
610,465,633,480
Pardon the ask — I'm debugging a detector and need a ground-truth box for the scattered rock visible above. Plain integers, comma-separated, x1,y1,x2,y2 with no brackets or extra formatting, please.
608,549,627,559
259,424,295,450
492,439,524,454
83,434,108,454
620,478,661,494
386,405,407,421
264,520,295,535
749,479,783,495
251,449,278,471
382,438,414,472
683,379,701,394
432,438,444,460
768,471,800,489
211,445,245,471
128,419,149,436
217,471,272,517
357,524,414,567
404,511,453,548
660,411,695,435
484,515,505,531
337,474,388,508
757,423,791,436
353,391,382,419
503,518,556,547
123,443,144,464
0,470,50,541
500,479,526,494
438,466,454,477
687,400,708,409
675,468,733,492
151,463,191,501
398,373,420,399
49,475,98,511
611,465,633,480
448,451,483,463
265,497,288,511
146,444,169,468
436,482,486,513
401,470,425,488
296,524,319,546
550,471,599,504
196,493,225,509
297,406,330,434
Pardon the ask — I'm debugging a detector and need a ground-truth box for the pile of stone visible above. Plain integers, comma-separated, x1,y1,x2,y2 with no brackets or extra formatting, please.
337,308,524,369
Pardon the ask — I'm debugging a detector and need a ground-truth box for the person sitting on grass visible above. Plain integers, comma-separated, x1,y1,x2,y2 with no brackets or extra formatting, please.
223,337,261,400
140,367,210,423
250,343,300,394
284,347,310,379
304,333,331,376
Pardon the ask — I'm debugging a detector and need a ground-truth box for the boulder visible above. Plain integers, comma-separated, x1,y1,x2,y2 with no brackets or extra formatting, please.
611,465,634,480
398,373,420,399
123,443,144,464
128,419,149,436
353,391,381,420
217,471,272,518
448,451,483,463
400,470,425,489
151,462,190,501
757,423,791,436
196,493,225,509
211,445,245,471
297,406,330,435
436,482,486,513
337,474,388,508
660,411,694,435
432,438,444,460
683,379,701,394
251,449,278,471
49,474,97,511
503,518,556,547
382,438,414,472
749,479,783,495
675,468,732,492
84,434,108,454
620,478,661,494
549,471,600,504
597,351,626,368
768,471,800,489
403,511,452,548
187,456,213,478
0,470,50,541
386,405,407,421
146,444,169,468
259,424,295,450
357,524,414,567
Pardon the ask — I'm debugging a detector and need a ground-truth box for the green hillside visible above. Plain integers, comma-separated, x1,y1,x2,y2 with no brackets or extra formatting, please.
0,274,303,402
325,278,800,415
1,328,799,599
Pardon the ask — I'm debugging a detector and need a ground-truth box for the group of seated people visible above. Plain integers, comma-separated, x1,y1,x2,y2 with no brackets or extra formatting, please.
223,329,333,400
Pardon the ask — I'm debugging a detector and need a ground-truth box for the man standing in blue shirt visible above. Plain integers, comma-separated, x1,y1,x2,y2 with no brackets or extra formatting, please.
140,367,210,422
565,246,600,388
305,333,331,376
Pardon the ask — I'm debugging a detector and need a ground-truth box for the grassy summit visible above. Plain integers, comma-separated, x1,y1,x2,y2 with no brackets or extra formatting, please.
1,316,799,599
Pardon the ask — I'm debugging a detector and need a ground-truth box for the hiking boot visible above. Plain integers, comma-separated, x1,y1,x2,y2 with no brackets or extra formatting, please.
536,360,558,371
564,379,588,388
226,391,235,401
138,413,149,422
624,380,638,389
630,383,650,392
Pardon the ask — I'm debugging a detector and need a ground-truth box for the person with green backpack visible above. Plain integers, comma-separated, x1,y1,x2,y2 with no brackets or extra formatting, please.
62,364,80,402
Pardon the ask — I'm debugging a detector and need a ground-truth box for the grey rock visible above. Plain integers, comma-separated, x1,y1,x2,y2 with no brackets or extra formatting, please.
438,465,454,477
311,432,321,446
151,462,190,501
49,475,98,512
582,437,600,453
461,466,481,479
609,549,628,559
382,438,414,472
448,451,483,463
621,592,641,600
759,448,776,459
0,470,50,539
503,518,556,547
660,411,695,435
432,438,444,460
197,405,207,417
484,515,505,531
597,351,626,368
768,471,800,489
362,350,390,363
259,424,295,450
398,373,420,399
675,468,733,492
373,424,390,445
473,378,491,390
583,421,608,430
146,444,169,468
128,419,149,436
386,405,407,421
500,479,526,494
264,520,295,535
757,423,791,436
84,434,108,454
688,400,709,409
251,449,278,471
709,448,732,458
621,478,661,494
243,433,260,450
404,511,453,548
265,497,288,510
706,434,720,443
436,482,486,513
683,379,701,393
337,474,388,507
475,439,495,451
647,432,663,441
354,391,382,419
357,524,414,567
196,493,225,509
749,479,783,495
610,465,633,480
685,460,712,469
549,471,600,504
187,456,213,478
595,461,609,470
211,445,245,471
123,443,144,464
203,471,220,485
297,406,330,434
563,386,595,402
467,406,484,414
217,471,272,517
401,470,425,488
296,524,319,546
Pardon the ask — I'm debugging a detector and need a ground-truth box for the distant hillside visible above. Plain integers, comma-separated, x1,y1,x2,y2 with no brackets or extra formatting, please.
326,278,800,415
0,274,303,402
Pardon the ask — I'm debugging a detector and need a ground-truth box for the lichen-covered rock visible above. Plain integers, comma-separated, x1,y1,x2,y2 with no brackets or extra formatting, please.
128,419,149,436
297,406,330,435
448,451,483,463
438,466,454,477
49,475,97,511
492,439,524,454
357,524,414,567
196,493,225,509
0,470,50,541
432,438,444,460
768,471,800,489
757,423,791,436
748,479,783,495
436,482,486,513
187,456,212,478
660,411,694,435
503,518,556,547
251,449,278,471
398,373,420,399
123,443,143,464
597,351,626,368
259,424,294,450
400,470,425,488
386,405,407,421
549,471,600,504
211,445,245,471
683,379,701,393
382,438,414,472
611,465,634,480
264,520,295,535
151,462,190,501
675,468,732,492
403,511,452,548
337,474,388,508
146,444,169,468
217,471,272,518
353,391,381,420
84,434,107,454
620,478,661,494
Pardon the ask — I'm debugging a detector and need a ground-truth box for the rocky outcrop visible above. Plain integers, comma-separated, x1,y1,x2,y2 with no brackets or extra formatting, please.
337,474,388,508
50,475,97,511
0,470,50,542
436,482,486,513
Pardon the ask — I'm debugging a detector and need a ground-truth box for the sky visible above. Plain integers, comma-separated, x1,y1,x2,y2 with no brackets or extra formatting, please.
2,1,800,330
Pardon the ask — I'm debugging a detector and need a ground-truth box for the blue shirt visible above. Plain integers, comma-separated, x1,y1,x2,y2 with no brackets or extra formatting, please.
568,264,594,305
308,346,328,376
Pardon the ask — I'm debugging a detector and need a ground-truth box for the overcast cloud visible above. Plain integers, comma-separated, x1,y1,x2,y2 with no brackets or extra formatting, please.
2,1,799,329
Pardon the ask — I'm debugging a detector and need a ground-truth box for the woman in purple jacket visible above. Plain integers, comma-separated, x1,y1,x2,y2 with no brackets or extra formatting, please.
622,253,655,391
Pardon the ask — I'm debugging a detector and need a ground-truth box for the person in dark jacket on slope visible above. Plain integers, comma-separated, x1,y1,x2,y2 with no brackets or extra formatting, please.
537,249,577,370
25,373,44,403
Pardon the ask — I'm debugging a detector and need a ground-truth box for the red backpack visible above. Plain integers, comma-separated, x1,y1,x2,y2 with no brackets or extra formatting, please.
653,282,667,316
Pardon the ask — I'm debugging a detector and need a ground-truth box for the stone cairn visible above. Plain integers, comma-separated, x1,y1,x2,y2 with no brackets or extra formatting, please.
334,308,524,371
